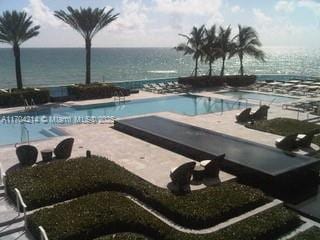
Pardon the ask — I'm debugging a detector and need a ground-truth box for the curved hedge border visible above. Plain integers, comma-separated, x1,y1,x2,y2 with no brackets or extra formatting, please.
6,156,269,229
27,191,301,240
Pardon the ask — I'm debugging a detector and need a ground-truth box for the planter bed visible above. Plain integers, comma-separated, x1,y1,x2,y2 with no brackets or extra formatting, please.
6,156,269,229
27,191,301,240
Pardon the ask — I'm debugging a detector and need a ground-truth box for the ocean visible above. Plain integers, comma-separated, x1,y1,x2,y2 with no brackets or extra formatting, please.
0,47,319,89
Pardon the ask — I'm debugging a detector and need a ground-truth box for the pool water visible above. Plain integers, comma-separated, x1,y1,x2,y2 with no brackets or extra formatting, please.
0,94,250,146
220,91,298,104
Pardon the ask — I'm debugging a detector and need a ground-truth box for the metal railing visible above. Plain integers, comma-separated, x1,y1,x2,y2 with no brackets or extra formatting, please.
14,188,27,227
20,125,30,144
39,226,49,240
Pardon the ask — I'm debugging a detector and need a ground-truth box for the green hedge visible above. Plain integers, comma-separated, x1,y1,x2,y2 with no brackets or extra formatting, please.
290,227,320,240
6,156,269,229
246,118,320,146
0,88,50,107
178,75,256,88
27,191,301,240
68,83,130,100
95,233,149,240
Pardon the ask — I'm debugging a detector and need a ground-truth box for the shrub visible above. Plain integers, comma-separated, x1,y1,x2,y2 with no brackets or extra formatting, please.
246,118,320,146
68,83,130,100
0,88,50,107
6,156,269,229
290,227,320,240
178,75,256,88
27,191,301,240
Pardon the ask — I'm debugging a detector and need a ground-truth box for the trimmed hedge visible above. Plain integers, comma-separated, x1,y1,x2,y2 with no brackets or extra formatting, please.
291,227,320,240
0,88,50,107
27,191,301,240
178,75,256,88
95,233,149,240
246,118,320,147
6,156,269,229
68,83,130,100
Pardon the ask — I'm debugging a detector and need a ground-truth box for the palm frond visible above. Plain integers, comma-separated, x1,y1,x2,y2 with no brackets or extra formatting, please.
0,10,40,46
54,6,118,41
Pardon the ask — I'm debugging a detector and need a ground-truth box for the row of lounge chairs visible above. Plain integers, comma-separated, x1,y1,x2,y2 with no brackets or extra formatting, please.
250,81,320,97
143,82,191,94
16,138,74,166
169,154,225,193
236,105,270,123
275,129,320,152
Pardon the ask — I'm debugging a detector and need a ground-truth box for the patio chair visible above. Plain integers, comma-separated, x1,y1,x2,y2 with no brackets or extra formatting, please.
250,105,270,121
16,145,38,166
236,108,252,123
296,129,320,148
275,134,298,151
170,162,196,192
54,138,74,159
200,154,225,178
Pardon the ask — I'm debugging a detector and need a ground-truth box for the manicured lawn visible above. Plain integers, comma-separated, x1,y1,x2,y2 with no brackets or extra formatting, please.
290,227,320,240
246,118,320,146
27,191,301,240
6,156,269,229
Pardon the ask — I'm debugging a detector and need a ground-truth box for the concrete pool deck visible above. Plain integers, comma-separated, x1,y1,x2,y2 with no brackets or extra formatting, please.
0,89,318,185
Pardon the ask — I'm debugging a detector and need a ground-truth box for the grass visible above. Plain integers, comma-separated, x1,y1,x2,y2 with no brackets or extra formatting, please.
6,156,269,229
27,191,301,240
95,233,149,240
246,118,320,146
290,227,320,240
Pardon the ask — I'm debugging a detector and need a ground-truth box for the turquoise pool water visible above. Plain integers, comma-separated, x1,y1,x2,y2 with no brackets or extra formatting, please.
0,95,250,146
220,91,298,104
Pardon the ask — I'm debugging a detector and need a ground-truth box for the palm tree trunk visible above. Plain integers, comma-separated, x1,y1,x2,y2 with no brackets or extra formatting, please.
85,38,91,85
194,57,198,77
209,60,213,77
239,54,244,76
220,57,225,77
13,43,23,89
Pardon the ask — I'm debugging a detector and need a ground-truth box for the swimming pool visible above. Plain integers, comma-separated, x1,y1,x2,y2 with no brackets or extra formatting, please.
220,91,298,104
0,94,250,146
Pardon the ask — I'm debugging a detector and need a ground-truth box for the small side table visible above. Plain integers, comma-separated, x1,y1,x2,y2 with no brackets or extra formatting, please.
193,163,205,182
41,149,53,162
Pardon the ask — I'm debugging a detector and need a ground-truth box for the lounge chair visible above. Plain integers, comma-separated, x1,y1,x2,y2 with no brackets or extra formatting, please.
142,84,155,92
236,108,252,123
170,162,196,192
200,154,225,178
16,145,38,166
297,129,320,148
54,138,74,159
250,105,270,121
275,134,298,151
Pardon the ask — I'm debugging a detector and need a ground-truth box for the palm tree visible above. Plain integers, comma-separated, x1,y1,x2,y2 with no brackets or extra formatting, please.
54,7,119,85
231,25,265,76
0,11,40,89
175,25,205,77
216,26,233,77
202,25,218,77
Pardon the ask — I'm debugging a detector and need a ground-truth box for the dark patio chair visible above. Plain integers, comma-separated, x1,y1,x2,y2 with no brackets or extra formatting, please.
236,108,251,123
297,129,320,148
170,162,196,192
54,138,74,159
250,105,270,121
200,154,225,178
16,145,38,166
275,134,298,151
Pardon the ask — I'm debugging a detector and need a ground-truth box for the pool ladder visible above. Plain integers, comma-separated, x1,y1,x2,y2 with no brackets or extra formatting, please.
114,91,126,104
24,98,36,111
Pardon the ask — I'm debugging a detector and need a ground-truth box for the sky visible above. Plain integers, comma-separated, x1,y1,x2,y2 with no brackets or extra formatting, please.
0,0,320,48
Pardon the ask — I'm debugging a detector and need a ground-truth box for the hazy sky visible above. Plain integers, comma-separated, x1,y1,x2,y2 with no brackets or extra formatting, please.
0,0,320,48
